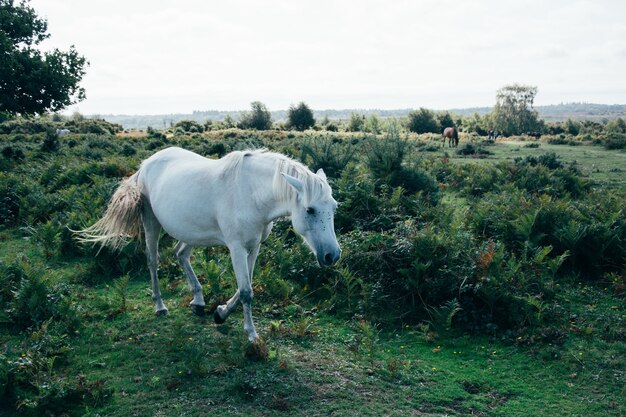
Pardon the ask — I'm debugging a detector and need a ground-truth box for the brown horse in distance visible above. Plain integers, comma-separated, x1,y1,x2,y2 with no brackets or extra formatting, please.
442,127,459,148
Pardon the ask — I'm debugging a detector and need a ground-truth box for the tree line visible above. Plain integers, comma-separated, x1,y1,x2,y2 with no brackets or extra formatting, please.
2,1,624,141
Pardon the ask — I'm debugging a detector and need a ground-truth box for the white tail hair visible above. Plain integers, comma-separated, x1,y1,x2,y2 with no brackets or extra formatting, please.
75,175,143,250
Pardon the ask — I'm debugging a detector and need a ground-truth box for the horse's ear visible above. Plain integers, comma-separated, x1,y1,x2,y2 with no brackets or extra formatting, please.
281,172,304,193
316,168,327,182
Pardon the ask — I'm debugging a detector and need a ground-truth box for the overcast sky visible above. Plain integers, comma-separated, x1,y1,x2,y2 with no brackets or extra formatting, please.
30,0,626,115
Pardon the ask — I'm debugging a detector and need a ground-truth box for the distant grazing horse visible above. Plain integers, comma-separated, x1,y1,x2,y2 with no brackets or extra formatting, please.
56,128,71,137
77,147,341,343
442,127,459,148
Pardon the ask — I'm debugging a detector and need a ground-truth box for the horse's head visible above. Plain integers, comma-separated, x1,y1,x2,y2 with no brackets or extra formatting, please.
282,169,341,267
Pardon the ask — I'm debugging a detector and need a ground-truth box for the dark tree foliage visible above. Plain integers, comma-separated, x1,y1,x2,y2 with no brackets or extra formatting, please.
407,108,439,134
173,119,204,133
239,101,272,130
437,112,455,133
287,102,315,131
0,0,88,116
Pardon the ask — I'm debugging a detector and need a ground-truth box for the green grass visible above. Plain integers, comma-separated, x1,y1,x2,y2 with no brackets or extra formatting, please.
447,139,626,192
2,133,625,416
1,233,624,417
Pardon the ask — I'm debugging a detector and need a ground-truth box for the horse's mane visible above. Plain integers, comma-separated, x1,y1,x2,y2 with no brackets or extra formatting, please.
220,149,331,205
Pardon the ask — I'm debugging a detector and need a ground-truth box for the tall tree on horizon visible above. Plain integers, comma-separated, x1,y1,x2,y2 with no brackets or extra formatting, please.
492,84,542,136
239,101,272,130
287,102,315,131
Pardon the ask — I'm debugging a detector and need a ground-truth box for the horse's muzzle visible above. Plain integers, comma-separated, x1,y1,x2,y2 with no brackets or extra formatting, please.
318,249,341,267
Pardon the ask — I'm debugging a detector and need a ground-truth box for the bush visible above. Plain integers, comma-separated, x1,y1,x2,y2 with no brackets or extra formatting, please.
2,145,25,161
516,152,563,169
41,129,60,152
300,136,356,178
456,143,492,157
364,130,409,184
121,143,137,156
287,102,315,131
239,101,272,130
407,108,439,134
0,173,29,226
172,120,204,133
2,261,79,331
604,132,626,150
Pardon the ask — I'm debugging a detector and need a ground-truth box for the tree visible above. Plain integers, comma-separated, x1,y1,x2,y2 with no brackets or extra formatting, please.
239,101,272,130
287,102,315,131
347,112,365,132
564,118,580,135
606,117,626,134
491,84,542,136
0,0,88,116
223,114,236,128
437,112,455,133
407,108,438,134
365,114,381,134
462,113,489,135
173,120,204,133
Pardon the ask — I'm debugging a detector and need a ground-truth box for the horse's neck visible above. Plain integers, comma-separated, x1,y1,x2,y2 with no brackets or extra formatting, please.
242,156,294,223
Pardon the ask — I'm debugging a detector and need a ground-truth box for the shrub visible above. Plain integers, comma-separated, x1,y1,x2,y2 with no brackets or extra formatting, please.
604,132,626,150
300,136,356,178
121,143,137,156
287,102,315,131
517,152,563,169
2,145,25,161
456,142,493,157
3,262,78,330
347,113,365,132
172,120,204,133
0,173,29,226
24,221,62,259
407,108,439,134
41,129,60,152
239,101,272,130
364,130,409,184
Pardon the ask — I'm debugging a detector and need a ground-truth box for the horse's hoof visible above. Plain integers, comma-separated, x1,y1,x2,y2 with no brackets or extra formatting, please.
213,310,226,324
155,308,168,317
191,304,205,316
245,337,268,360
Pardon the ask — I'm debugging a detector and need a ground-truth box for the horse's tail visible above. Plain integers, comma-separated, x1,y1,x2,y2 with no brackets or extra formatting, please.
75,173,143,251
453,127,459,141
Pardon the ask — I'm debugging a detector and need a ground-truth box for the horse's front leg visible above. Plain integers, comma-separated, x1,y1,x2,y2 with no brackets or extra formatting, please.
226,243,259,342
214,244,260,324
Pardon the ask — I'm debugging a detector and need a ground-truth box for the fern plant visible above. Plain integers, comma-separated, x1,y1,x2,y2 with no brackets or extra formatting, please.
427,299,462,335
24,221,61,259
300,135,356,178
112,274,130,312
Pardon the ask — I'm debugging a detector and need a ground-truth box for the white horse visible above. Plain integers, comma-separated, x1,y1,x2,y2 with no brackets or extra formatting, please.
56,128,71,137
77,147,341,342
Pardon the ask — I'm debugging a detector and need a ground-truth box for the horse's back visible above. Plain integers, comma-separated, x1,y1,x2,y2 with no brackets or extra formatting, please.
136,147,261,245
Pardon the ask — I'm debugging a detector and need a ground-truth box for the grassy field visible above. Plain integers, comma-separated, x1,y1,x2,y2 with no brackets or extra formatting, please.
1,254,623,417
1,134,625,416
451,139,626,192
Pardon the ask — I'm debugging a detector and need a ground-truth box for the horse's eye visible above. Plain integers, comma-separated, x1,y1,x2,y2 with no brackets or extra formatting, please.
306,207,316,215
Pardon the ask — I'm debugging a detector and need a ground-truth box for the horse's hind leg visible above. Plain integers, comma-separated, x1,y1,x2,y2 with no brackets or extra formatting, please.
143,203,167,316
174,242,206,316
